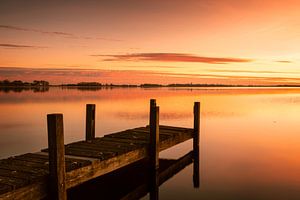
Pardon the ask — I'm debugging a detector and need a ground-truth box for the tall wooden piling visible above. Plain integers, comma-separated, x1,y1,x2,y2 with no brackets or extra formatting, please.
86,104,96,141
193,102,200,188
193,102,200,152
149,101,159,169
47,114,67,200
149,99,156,125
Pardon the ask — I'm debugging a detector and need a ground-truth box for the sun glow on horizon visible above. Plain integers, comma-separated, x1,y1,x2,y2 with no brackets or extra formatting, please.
1,0,300,85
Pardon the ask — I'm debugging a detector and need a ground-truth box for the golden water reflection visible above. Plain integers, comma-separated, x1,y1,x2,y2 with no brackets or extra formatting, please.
0,87,300,199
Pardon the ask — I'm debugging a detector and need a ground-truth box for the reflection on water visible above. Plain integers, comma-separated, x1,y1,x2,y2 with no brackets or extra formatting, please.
68,150,197,200
0,86,49,93
0,87,300,199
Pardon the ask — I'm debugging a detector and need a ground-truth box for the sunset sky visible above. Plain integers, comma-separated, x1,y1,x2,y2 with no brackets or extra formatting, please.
1,0,300,85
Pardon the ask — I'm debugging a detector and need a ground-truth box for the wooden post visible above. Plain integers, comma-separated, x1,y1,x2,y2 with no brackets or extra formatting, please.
149,99,156,125
150,103,159,169
86,104,96,141
193,102,200,188
47,114,67,200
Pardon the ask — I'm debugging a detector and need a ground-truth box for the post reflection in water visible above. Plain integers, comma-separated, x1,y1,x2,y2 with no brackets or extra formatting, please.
193,145,200,189
149,169,159,200
68,149,199,200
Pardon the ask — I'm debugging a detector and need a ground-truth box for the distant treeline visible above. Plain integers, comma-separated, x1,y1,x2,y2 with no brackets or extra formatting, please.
0,80,49,87
1,80,300,88
0,80,49,93
62,82,138,88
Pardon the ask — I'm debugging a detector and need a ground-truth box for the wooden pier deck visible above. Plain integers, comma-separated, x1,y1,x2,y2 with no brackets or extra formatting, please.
0,100,200,200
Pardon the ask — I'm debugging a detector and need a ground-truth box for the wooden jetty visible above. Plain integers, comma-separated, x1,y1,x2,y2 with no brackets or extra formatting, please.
0,100,200,200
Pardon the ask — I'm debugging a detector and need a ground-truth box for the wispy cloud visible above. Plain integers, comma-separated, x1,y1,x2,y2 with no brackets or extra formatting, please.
0,25,122,42
276,60,292,63
1,67,299,85
0,43,47,49
92,53,253,64
206,69,300,74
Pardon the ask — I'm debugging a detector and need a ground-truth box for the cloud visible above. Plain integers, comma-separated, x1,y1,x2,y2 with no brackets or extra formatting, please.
0,43,47,49
1,67,299,85
206,69,300,74
276,60,292,63
92,53,253,64
0,25,122,42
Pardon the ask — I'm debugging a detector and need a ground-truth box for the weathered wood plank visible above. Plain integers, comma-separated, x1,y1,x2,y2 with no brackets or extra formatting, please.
101,137,149,145
67,143,125,154
0,124,194,199
0,183,12,195
0,182,47,200
0,176,28,190
0,163,49,176
66,147,148,189
65,147,116,160
0,159,49,170
17,153,92,171
0,169,40,182
91,139,140,151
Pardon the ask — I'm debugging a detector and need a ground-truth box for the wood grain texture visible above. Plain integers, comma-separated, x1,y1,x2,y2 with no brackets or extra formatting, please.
0,125,193,199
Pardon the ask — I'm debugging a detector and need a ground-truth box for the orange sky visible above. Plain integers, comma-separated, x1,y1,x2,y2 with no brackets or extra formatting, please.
0,0,300,85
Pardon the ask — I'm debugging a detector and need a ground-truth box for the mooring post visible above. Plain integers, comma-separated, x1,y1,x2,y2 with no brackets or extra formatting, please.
149,99,156,125
47,114,67,200
193,102,200,188
86,104,96,141
149,99,159,200
150,100,159,169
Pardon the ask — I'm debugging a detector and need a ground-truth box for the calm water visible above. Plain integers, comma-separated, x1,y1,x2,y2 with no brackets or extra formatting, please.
1,87,300,199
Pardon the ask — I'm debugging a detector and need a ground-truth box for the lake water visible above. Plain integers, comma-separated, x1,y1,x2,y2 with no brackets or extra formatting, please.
0,87,300,199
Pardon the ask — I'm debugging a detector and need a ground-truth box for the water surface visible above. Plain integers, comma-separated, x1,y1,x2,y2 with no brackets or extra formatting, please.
0,87,300,199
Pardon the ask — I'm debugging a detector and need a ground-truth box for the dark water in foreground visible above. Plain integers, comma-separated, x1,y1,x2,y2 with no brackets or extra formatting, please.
0,87,300,199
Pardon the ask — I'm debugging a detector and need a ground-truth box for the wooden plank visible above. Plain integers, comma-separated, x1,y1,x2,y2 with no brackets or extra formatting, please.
11,156,82,174
157,125,191,131
159,131,193,151
67,143,125,154
101,137,149,145
65,147,116,160
91,139,138,151
0,176,28,190
0,182,47,200
0,163,48,176
0,124,194,199
18,153,92,170
134,126,191,137
0,169,40,182
86,104,96,141
0,159,49,170
0,184,12,195
66,147,148,189
47,113,67,200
